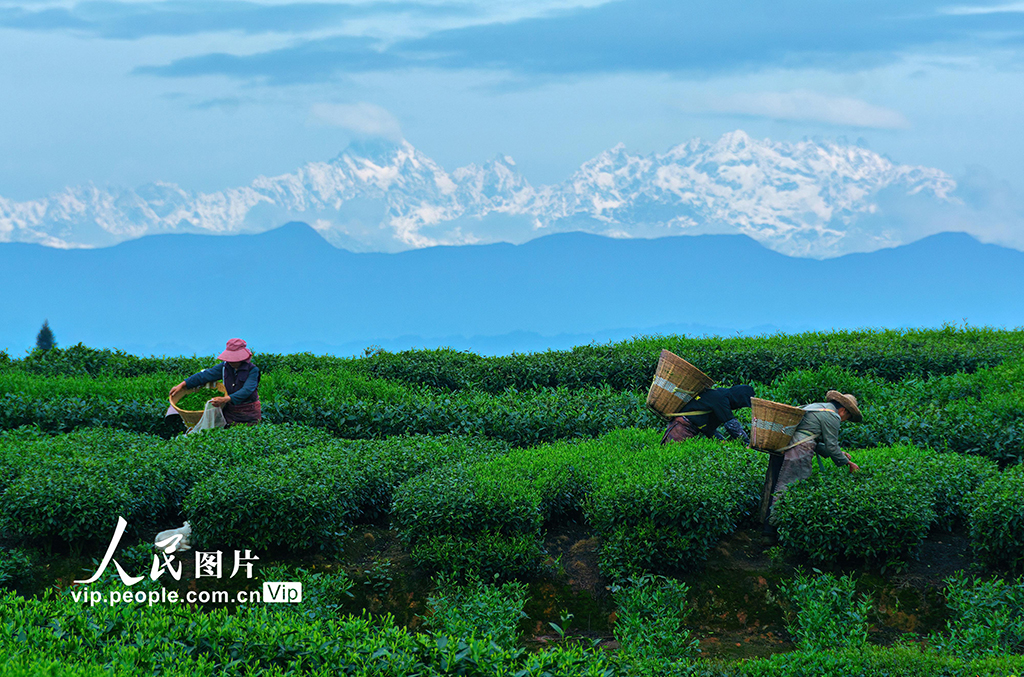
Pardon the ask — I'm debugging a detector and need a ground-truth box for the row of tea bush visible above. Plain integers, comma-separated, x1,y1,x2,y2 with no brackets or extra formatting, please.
361,326,1024,393
2,354,1023,463
3,567,1024,676
2,425,1021,574
6,326,1017,386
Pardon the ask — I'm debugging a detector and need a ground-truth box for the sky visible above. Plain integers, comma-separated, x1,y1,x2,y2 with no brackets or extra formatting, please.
3,0,1024,207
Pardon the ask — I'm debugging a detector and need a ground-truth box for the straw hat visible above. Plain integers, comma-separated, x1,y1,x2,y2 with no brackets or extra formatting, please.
826,390,863,422
218,338,252,362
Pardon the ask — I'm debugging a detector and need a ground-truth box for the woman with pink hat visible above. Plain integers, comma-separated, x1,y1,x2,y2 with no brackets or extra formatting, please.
169,338,262,426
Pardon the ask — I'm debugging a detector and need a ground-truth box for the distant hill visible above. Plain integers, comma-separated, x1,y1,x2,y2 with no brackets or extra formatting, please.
0,224,1020,356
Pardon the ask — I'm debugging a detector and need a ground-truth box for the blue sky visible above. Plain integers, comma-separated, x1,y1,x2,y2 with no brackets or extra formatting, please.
3,0,1024,208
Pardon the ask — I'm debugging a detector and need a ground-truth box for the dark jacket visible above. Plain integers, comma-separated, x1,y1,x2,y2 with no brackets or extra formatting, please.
184,362,260,405
679,385,754,439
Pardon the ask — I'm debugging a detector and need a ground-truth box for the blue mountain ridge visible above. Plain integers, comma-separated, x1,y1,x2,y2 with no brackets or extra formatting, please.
1,223,1020,356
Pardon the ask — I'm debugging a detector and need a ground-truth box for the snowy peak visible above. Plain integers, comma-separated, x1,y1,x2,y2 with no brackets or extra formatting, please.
0,131,976,257
331,137,408,165
453,154,532,211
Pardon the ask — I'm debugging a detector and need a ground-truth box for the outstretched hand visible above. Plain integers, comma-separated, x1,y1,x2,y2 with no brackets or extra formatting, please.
210,396,232,408
169,382,186,398
843,451,859,473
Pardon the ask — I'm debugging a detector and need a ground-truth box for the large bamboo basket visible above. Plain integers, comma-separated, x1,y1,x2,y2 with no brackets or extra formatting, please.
646,350,715,421
169,382,227,427
750,398,806,452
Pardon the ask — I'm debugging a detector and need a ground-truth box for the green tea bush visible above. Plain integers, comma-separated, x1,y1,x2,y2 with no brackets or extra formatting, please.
772,450,948,564
267,377,657,446
2,342,358,379
423,574,529,650
392,464,542,546
2,371,660,445
0,547,35,591
780,570,872,651
588,441,765,579
305,434,508,520
184,449,353,553
458,438,604,522
722,645,1024,677
1,436,176,553
11,328,1019,387
154,423,334,499
855,445,998,530
7,332,1023,461
968,464,1024,570
391,430,765,580
410,532,546,580
185,434,504,555
0,390,175,437
0,658,125,677
0,588,616,676
0,426,333,553
366,327,1023,394
257,564,356,619
9,343,208,378
612,575,698,676
763,365,884,411
929,573,1024,659
0,426,51,492
0,426,161,468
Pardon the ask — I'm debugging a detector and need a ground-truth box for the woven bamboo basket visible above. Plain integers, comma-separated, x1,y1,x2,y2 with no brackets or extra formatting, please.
749,398,806,453
646,349,715,421
169,382,227,427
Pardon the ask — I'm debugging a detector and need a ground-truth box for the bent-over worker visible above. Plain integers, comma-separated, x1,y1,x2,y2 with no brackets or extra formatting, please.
759,390,863,528
661,385,754,445
169,338,262,426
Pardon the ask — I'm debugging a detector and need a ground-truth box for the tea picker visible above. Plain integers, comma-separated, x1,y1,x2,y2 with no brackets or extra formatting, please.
647,350,756,444
661,385,755,444
753,390,864,531
166,338,263,433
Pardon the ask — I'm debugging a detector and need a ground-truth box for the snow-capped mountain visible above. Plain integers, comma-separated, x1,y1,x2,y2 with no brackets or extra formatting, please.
0,131,965,257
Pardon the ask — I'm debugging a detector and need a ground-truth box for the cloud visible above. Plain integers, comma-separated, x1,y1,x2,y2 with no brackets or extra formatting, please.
942,1,1024,15
695,91,910,130
310,102,402,139
134,35,403,83
0,1,468,40
190,96,248,111
127,0,1024,84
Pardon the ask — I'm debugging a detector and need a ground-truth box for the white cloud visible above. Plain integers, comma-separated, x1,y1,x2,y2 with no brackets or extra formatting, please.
941,2,1024,15
695,90,910,130
310,102,402,140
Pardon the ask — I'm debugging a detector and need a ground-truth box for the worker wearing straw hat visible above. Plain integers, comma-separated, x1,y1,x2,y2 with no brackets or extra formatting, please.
662,385,755,444
169,338,262,426
759,390,863,530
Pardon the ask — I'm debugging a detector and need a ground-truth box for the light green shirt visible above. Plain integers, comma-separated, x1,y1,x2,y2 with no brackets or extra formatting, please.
792,402,848,466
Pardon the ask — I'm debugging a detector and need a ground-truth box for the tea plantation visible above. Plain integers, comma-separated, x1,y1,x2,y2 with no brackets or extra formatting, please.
1,327,1023,675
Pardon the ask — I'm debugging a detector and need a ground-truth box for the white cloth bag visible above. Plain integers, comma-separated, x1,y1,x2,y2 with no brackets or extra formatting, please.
187,400,227,434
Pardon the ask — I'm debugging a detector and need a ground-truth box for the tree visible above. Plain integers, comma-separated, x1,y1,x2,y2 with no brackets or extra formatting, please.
36,320,55,352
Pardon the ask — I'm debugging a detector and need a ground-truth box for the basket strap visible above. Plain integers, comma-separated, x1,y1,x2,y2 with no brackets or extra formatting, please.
763,433,825,471
775,433,817,453
665,409,711,418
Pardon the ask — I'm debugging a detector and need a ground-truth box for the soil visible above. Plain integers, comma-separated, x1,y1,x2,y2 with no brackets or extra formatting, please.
542,520,608,597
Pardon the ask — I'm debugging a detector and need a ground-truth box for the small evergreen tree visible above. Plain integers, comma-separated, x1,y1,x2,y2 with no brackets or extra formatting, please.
36,320,55,352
